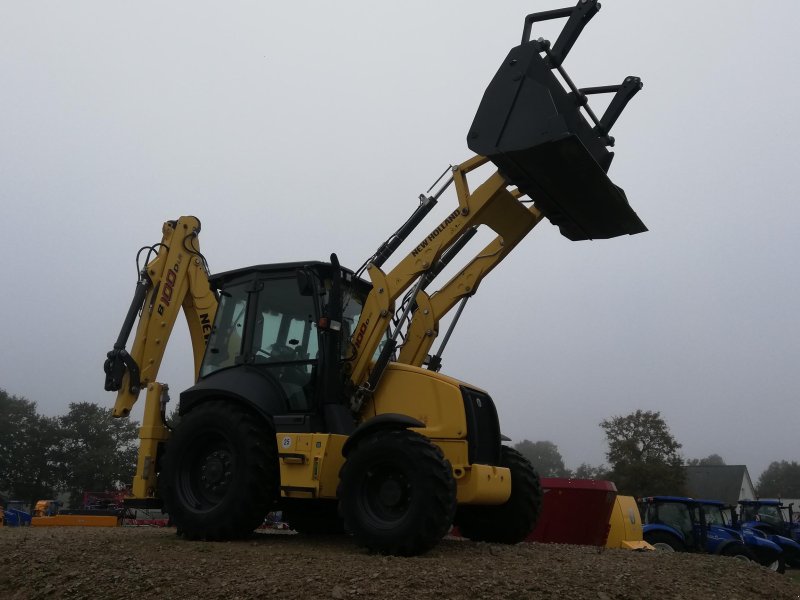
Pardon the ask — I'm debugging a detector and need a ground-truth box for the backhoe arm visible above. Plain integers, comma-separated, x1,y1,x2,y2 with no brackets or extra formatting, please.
104,216,217,502
104,216,218,418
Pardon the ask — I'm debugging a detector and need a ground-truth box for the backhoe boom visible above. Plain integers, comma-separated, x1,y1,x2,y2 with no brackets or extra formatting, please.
103,216,218,500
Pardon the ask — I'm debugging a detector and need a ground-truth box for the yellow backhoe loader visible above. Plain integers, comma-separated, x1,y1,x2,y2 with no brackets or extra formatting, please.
104,0,645,556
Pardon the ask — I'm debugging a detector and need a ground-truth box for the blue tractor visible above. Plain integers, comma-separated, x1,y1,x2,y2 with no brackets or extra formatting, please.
2,500,32,527
702,499,792,573
737,500,800,568
639,496,782,570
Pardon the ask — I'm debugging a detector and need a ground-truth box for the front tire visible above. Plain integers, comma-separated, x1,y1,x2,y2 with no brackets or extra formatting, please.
338,429,456,556
455,446,541,544
160,400,279,540
644,530,685,552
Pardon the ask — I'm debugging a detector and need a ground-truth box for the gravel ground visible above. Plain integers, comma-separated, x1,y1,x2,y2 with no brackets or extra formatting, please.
1,527,798,599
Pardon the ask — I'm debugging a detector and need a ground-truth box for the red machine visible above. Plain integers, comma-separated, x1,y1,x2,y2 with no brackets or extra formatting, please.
526,478,617,546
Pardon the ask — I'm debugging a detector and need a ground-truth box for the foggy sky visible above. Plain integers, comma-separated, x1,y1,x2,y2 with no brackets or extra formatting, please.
1,1,798,482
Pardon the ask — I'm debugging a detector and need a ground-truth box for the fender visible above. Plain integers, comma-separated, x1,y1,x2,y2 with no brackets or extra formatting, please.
711,538,737,555
737,532,781,554
642,524,686,545
180,366,287,420
772,534,800,553
342,413,425,457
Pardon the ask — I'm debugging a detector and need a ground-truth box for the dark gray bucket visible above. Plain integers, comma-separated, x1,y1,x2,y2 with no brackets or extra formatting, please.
468,40,646,241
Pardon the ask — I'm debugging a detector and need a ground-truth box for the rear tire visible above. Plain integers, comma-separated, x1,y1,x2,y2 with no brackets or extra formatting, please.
721,543,755,563
160,400,279,540
455,446,541,544
338,429,456,556
764,555,786,574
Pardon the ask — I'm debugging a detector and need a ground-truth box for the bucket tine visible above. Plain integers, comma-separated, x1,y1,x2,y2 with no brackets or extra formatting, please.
468,0,646,241
581,76,644,143
521,0,601,67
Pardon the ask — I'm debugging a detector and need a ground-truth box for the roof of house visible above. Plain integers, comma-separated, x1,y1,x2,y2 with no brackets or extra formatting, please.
684,465,754,505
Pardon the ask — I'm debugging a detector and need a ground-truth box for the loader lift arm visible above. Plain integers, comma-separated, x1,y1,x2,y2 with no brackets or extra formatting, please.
103,216,218,500
396,161,546,369
346,0,644,406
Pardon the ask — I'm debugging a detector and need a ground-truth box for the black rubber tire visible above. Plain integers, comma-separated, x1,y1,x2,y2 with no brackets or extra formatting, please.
644,530,685,552
160,400,279,540
282,499,345,535
338,429,456,556
763,555,786,574
454,446,542,544
721,542,755,563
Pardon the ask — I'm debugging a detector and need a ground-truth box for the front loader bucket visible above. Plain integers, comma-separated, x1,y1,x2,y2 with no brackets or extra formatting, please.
468,1,646,241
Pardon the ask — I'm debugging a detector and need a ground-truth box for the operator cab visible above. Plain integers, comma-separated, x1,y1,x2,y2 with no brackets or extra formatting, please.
639,497,706,550
193,261,371,419
740,501,785,530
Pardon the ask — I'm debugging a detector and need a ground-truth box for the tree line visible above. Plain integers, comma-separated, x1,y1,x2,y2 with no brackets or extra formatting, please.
514,409,800,499
0,388,138,508
4,389,799,507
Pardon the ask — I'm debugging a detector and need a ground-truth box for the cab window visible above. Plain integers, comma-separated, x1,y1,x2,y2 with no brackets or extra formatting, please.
252,277,318,410
200,283,248,377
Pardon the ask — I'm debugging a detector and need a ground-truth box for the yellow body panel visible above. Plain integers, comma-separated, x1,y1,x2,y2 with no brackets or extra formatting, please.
275,364,511,506
606,495,654,551
365,363,468,439
31,515,119,527
455,463,511,504
277,433,347,500
355,363,510,505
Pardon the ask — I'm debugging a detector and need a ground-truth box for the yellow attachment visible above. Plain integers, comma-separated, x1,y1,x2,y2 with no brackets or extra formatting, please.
33,500,50,517
606,495,654,551
277,433,347,500
31,515,119,527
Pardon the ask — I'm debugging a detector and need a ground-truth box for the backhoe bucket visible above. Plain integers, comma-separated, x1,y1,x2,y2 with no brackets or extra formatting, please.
468,2,646,241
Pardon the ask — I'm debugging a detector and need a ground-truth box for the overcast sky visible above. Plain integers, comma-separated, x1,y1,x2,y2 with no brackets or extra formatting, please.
1,1,798,482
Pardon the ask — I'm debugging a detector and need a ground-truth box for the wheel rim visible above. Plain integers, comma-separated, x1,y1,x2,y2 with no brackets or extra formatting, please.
359,463,412,525
767,559,780,571
177,431,235,512
652,542,675,552
731,553,751,563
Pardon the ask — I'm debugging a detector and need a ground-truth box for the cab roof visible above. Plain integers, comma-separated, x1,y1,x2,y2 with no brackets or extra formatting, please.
209,261,367,291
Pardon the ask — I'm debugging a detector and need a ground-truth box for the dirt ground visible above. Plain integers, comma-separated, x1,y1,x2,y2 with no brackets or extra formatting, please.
1,527,798,600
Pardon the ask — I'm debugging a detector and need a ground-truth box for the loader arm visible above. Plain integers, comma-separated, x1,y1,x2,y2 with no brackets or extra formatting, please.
103,216,217,501
397,179,546,368
347,0,645,407
347,156,542,393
